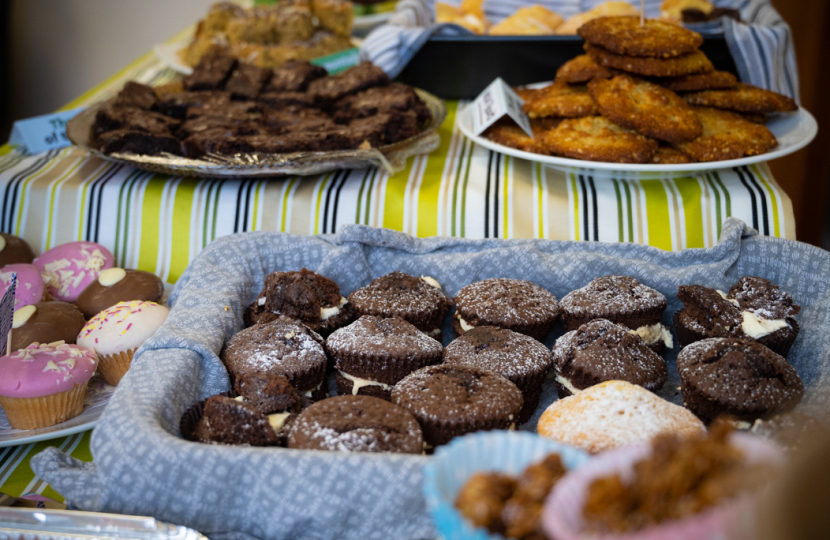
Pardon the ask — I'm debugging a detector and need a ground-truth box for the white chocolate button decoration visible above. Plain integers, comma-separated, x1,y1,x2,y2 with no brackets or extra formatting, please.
99,267,127,287
0,236,6,253
13,304,36,328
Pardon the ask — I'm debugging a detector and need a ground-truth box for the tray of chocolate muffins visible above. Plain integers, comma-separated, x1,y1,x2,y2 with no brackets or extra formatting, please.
66,54,447,177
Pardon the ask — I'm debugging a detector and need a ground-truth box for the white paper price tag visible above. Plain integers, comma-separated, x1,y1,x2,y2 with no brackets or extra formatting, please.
470,78,534,138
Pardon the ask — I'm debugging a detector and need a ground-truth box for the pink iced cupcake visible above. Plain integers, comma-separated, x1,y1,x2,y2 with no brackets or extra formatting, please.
0,342,98,429
0,263,49,310
76,300,169,385
33,241,114,302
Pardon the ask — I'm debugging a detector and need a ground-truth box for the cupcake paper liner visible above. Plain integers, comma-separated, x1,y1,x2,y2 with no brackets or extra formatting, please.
96,348,136,386
542,432,784,540
0,382,88,430
422,430,590,540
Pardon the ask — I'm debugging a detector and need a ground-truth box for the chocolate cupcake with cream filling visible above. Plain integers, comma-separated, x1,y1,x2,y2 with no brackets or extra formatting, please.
288,395,423,454
194,395,279,447
326,315,443,401
75,267,164,319
677,338,803,423
0,233,35,267
560,275,673,355
221,316,328,401
391,364,523,449
10,302,86,352
452,278,561,341
348,271,452,341
442,326,554,424
551,319,668,398
246,269,356,337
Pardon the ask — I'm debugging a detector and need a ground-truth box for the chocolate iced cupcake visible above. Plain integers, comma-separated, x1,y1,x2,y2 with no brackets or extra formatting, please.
247,269,356,336
551,319,668,398
453,278,561,341
560,275,672,355
10,302,86,352
442,326,554,424
348,272,452,341
221,316,328,401
194,395,279,447
0,233,35,267
288,395,423,454
677,338,803,423
725,276,800,356
391,364,523,448
75,267,164,319
326,315,443,400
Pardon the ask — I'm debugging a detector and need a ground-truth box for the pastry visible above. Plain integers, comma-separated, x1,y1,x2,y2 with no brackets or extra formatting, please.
194,395,279,447
555,1,640,35
221,316,328,400
453,278,561,341
0,263,48,310
288,395,423,453
442,326,554,423
0,341,97,429
0,233,35,267
326,315,443,400
10,301,86,352
391,364,523,448
488,6,564,35
33,241,115,302
347,272,452,340
75,267,165,319
76,300,170,386
560,275,673,354
537,380,705,453
551,319,668,398
677,338,803,423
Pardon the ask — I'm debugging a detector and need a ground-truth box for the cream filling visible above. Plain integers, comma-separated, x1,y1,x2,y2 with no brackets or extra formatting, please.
321,296,348,321
267,412,291,431
555,374,582,395
257,297,266,306
629,322,673,349
420,275,442,290
339,370,392,395
303,382,323,397
457,315,474,332
424,328,441,338
716,290,788,338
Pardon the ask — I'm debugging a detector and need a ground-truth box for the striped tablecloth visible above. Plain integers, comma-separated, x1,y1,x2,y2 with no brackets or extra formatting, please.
0,32,795,503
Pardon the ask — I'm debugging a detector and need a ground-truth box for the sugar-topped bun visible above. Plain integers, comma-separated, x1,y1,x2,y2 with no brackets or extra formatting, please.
537,380,704,453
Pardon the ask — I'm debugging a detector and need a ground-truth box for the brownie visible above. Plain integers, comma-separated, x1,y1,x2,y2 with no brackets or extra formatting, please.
194,395,279,446
673,285,744,346
307,61,390,103
347,272,452,336
158,91,232,119
677,338,803,423
288,395,423,453
248,269,355,336
177,117,260,141
264,59,327,92
181,128,252,158
391,364,523,448
183,52,237,91
560,276,672,355
262,106,335,134
234,372,303,415
225,63,272,100
750,412,830,452
93,105,180,138
221,316,328,399
334,83,431,125
112,81,158,110
257,91,317,109
326,315,443,401
96,130,181,156
346,111,421,148
443,326,555,424
453,278,562,341
551,319,668,399
184,100,262,121
725,276,801,356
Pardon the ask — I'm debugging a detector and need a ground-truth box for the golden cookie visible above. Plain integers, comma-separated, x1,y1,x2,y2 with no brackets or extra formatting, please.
683,83,798,113
578,16,704,58
484,119,559,155
518,82,598,118
586,43,714,77
655,70,738,92
589,75,702,142
555,55,619,84
650,145,694,164
674,107,778,162
541,116,658,163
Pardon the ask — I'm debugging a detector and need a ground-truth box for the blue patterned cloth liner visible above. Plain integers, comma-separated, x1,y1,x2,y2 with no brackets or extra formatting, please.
360,0,800,99
32,218,829,540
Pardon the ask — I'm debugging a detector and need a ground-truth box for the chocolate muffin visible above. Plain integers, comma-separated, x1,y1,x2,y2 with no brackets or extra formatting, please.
750,412,830,452
560,275,672,355
326,315,443,401
247,269,356,336
194,395,279,447
0,233,35,267
551,319,668,399
11,302,86,352
347,272,452,340
391,364,523,448
453,278,562,341
221,316,328,400
233,372,303,445
75,268,164,319
673,285,743,345
677,338,803,423
288,395,423,454
442,326,554,424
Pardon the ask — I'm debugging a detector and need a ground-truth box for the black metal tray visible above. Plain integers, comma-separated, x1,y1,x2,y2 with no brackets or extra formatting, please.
396,33,737,100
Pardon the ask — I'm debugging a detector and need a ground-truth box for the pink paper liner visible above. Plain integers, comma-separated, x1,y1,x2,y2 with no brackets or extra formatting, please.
542,433,784,540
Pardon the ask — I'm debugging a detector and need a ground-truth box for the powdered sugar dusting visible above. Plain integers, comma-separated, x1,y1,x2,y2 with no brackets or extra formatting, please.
561,275,666,317
455,278,560,325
